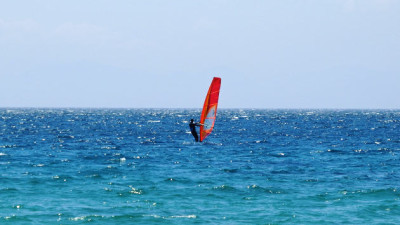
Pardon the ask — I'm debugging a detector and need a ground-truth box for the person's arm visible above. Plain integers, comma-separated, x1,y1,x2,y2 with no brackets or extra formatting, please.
195,123,204,126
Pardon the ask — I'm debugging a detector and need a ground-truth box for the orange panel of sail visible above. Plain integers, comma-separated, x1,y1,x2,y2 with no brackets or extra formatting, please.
200,77,221,142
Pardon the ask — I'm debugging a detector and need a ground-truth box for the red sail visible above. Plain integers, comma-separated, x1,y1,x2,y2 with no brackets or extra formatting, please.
200,77,221,142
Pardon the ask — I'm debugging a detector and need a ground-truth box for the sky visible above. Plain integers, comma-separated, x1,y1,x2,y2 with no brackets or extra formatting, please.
1,0,399,109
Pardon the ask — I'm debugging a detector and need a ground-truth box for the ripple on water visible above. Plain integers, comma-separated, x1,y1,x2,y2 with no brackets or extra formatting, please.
1,109,400,224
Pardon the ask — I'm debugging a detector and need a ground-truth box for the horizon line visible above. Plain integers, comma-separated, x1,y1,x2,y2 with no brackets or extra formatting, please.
1,107,400,110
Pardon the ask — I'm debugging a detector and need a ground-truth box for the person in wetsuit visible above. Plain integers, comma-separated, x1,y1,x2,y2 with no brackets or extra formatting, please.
189,119,202,142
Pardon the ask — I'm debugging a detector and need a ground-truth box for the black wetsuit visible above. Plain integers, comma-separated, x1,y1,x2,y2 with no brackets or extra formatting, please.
189,121,199,142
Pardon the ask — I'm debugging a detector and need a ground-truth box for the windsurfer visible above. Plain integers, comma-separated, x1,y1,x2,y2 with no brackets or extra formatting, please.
189,119,202,142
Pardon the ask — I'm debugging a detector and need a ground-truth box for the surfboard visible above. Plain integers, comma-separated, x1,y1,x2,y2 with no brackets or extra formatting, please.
199,77,221,142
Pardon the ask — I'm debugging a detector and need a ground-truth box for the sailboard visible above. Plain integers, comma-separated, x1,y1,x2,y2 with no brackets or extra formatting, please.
199,77,221,142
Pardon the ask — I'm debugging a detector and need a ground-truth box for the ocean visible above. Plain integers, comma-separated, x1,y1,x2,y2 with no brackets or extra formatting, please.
1,108,399,224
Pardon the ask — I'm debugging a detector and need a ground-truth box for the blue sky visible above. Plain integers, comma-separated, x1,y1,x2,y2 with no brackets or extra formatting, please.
1,0,399,108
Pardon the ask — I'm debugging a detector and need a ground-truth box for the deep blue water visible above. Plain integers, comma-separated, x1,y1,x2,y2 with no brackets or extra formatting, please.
1,108,400,224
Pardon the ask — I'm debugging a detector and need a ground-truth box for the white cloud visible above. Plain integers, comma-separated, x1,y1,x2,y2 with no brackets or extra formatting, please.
342,0,397,12
0,19,41,42
343,0,356,12
53,22,112,45
0,19,39,31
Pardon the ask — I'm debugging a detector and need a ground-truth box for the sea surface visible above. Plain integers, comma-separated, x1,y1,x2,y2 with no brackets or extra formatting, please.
1,108,400,224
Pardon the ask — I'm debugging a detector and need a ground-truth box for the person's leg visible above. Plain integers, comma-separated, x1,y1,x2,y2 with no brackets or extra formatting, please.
192,131,199,142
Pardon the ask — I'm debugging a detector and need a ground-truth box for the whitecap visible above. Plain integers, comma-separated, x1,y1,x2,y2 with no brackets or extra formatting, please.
69,216,85,221
143,214,161,218
171,215,197,219
129,187,142,195
0,153,7,156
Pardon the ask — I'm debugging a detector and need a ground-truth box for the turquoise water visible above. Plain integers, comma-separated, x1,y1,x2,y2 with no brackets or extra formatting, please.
1,109,400,224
